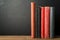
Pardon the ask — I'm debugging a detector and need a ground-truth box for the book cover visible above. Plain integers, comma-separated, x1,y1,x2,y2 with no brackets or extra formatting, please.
41,7,45,38
31,2,35,38
36,7,41,38
50,7,54,38
44,7,50,38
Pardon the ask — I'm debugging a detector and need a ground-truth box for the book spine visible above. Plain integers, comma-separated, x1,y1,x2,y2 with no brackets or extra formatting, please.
31,2,35,38
45,7,50,38
37,7,41,38
50,7,54,38
34,0,39,38
41,7,45,38
34,2,39,38
35,6,38,38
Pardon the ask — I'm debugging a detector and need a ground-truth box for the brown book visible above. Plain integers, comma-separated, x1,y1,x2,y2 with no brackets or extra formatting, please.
31,2,35,38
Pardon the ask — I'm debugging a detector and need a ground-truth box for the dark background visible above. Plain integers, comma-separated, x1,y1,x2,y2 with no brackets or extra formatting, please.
55,0,60,37
0,0,31,35
0,0,60,37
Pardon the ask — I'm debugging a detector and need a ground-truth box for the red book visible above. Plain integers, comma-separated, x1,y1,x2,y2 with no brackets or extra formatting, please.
44,7,50,38
41,7,50,38
31,2,35,38
41,7,45,38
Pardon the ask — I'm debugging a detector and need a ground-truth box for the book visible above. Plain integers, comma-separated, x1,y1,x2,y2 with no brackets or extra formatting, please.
34,0,40,38
37,7,41,38
35,5,38,38
41,7,45,38
31,2,35,38
50,7,54,38
44,7,50,38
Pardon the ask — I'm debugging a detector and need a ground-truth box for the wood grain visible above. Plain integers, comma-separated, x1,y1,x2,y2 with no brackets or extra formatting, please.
0,36,59,40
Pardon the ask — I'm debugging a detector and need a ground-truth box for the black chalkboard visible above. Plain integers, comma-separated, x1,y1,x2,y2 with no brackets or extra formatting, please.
0,0,31,35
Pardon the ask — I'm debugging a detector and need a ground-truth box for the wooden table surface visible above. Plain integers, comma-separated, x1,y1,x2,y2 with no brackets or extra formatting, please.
0,36,59,40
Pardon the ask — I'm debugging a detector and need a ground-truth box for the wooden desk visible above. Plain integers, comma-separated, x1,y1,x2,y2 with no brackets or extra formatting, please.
0,36,59,40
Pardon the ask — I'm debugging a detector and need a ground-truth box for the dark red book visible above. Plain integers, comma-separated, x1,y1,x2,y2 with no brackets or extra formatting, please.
41,7,50,38
44,7,50,38
41,7,45,38
31,2,35,38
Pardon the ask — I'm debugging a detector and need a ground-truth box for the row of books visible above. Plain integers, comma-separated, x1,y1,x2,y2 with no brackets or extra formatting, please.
31,2,54,38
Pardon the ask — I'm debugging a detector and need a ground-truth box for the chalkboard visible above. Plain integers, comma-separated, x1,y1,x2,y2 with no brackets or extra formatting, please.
0,0,31,35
